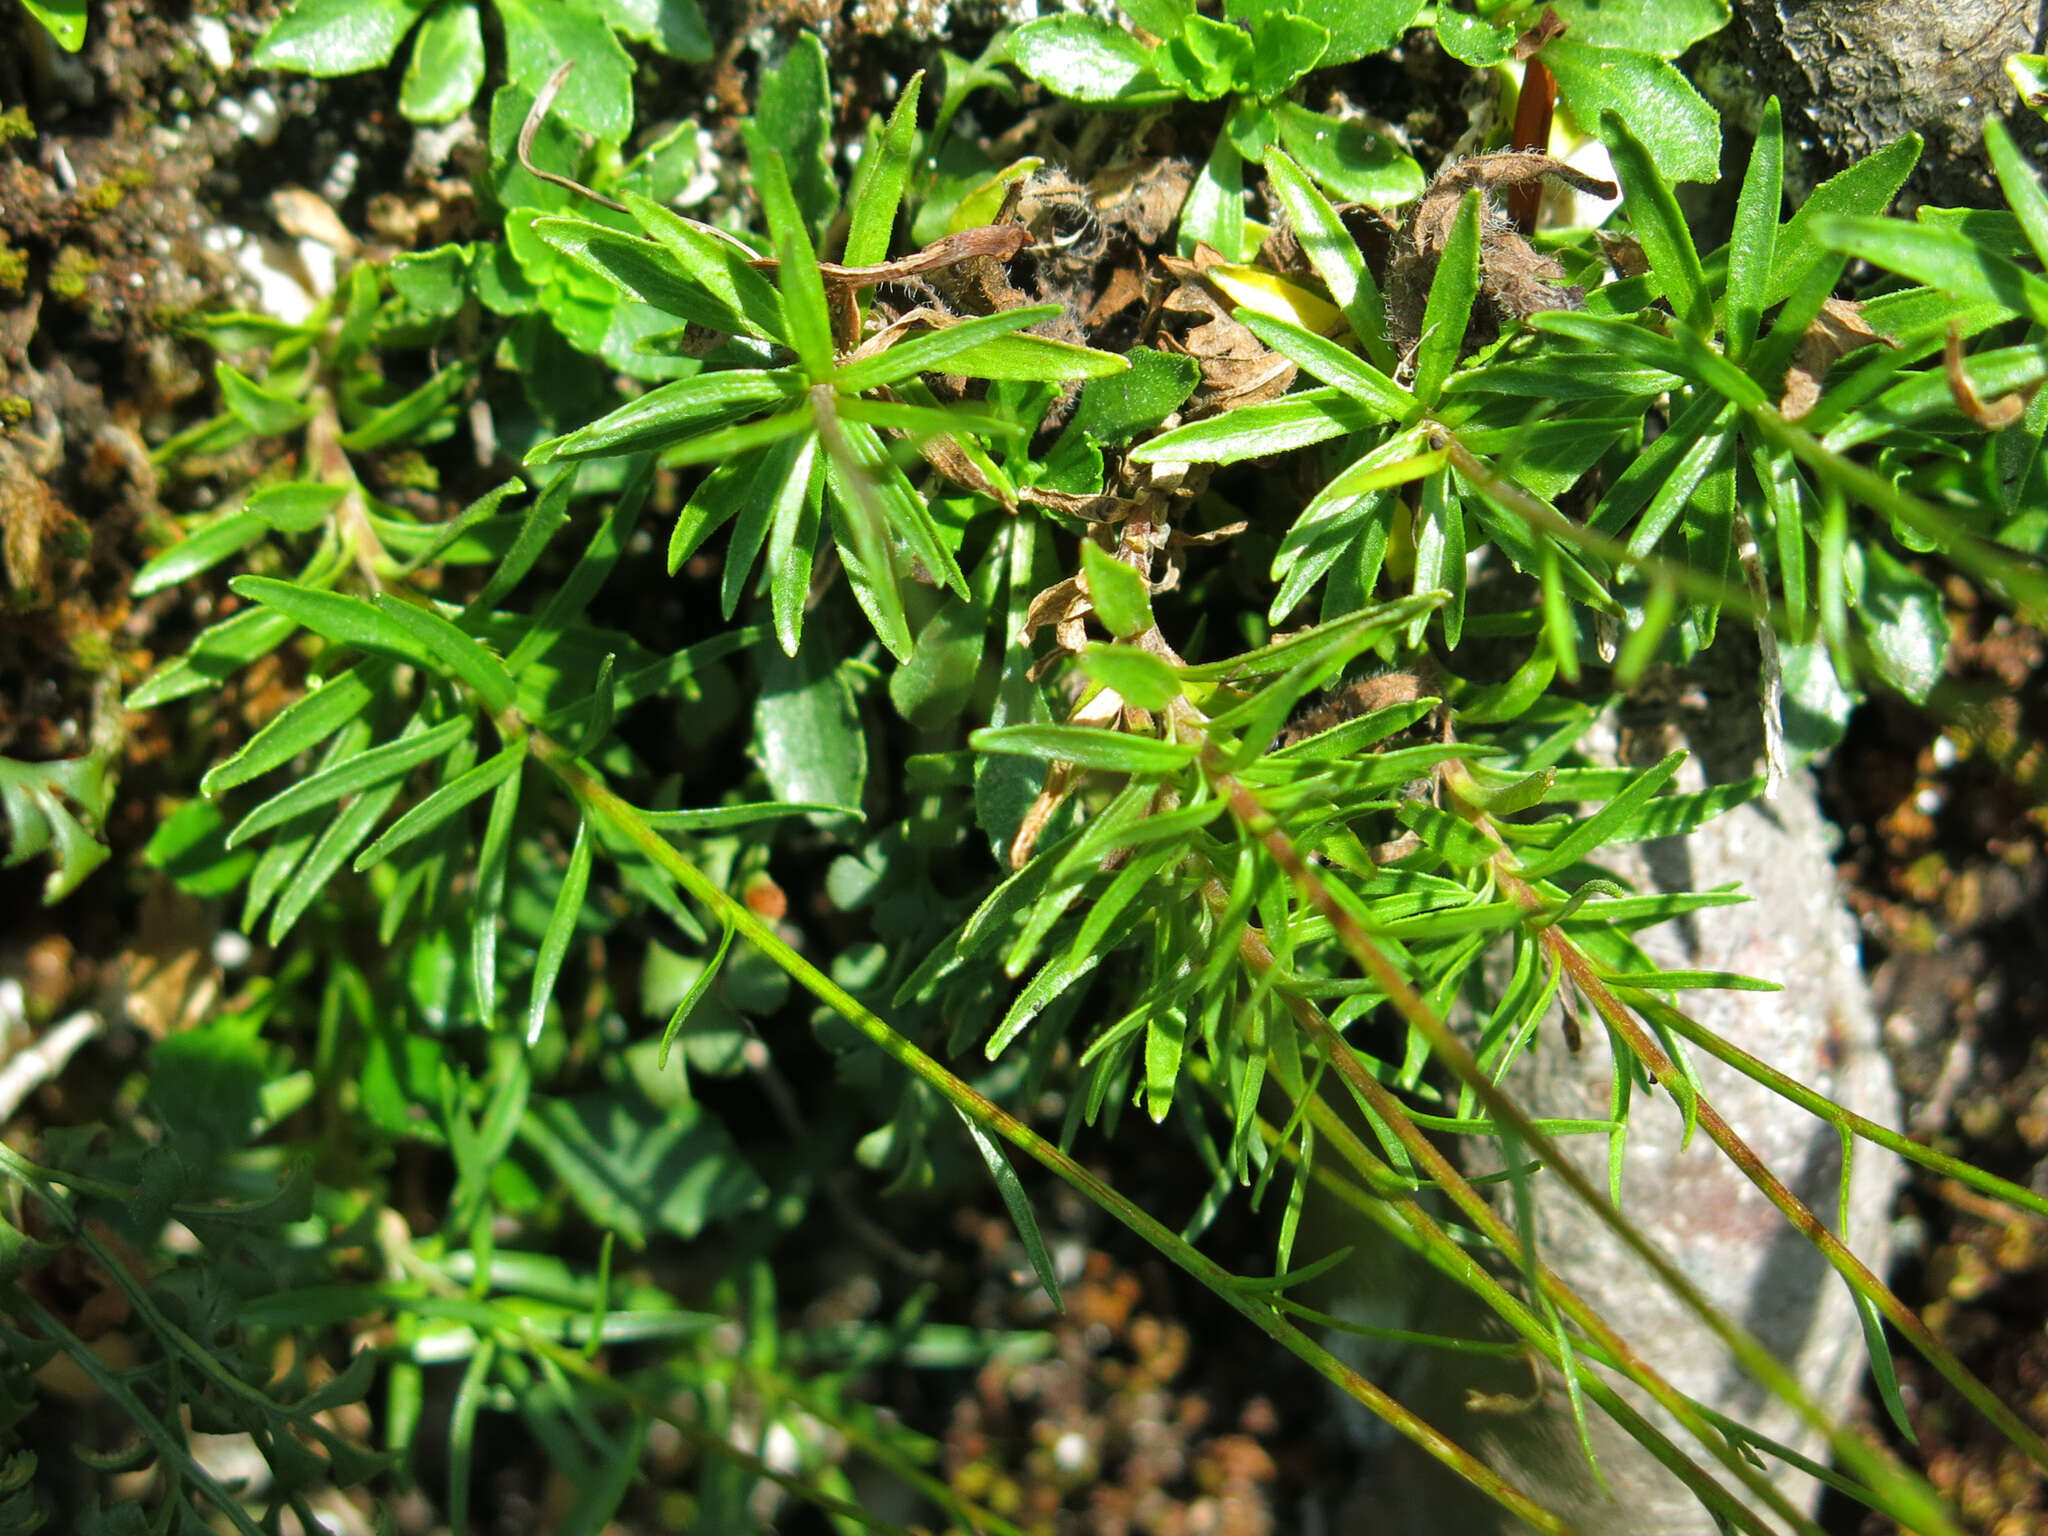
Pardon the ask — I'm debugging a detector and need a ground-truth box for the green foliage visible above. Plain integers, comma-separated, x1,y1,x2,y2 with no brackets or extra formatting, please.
15,0,85,52
1009,0,1425,258
254,0,708,127
16,8,2048,1535
0,750,113,903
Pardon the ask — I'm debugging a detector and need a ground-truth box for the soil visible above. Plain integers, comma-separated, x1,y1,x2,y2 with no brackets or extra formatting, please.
5,6,2047,1535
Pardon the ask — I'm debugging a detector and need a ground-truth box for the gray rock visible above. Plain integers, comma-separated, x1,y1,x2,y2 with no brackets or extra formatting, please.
1707,0,2044,207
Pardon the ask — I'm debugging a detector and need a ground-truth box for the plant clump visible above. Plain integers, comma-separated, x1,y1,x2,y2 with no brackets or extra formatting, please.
3,3,2048,1533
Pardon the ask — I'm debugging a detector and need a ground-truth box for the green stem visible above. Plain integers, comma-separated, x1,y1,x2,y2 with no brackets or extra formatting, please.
1638,994,2048,1220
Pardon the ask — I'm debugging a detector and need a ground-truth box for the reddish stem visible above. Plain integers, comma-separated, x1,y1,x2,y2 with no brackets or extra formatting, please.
1507,56,1556,232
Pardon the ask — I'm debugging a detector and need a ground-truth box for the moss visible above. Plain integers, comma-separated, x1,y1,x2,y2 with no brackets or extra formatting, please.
48,246,101,303
0,240,25,296
0,397,30,428
86,164,152,215
0,107,32,145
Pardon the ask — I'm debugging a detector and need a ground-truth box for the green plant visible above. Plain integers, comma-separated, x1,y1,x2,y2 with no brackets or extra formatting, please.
12,9,2048,1534
253,0,708,129
14,0,84,54
1006,0,1725,259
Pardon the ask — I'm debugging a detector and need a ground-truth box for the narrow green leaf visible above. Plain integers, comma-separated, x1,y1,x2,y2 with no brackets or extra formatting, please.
528,370,798,464
970,724,1196,773
1413,188,1483,402
267,771,406,943
1812,215,2048,326
832,307,1057,393
668,450,758,574
1237,311,1412,418
766,439,825,655
956,1109,1065,1312
843,72,924,271
127,607,301,710
228,715,472,848
537,217,749,333
1143,995,1188,1123
578,653,617,757
471,763,522,1022
460,474,571,619
245,482,348,535
745,131,835,378
637,801,858,831
132,514,269,597
1130,386,1380,464
660,403,816,469
1181,132,1248,261
528,816,594,1044
202,664,383,796
353,742,525,869
1262,148,1395,370
368,594,516,713
506,461,652,675
338,360,475,451
1513,751,1687,880
619,192,788,343
934,328,1130,384
658,923,734,1070
1723,96,1782,362
1602,111,1711,336
216,361,315,435
1602,970,1782,992
1768,134,1921,305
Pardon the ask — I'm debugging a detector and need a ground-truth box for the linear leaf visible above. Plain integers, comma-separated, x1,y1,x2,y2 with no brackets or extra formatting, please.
536,217,745,333
658,922,734,1071
1768,132,1920,305
1262,147,1394,370
766,437,825,655
843,72,923,271
831,308,1059,392
1413,189,1483,402
1723,96,1782,362
527,816,594,1044
132,514,269,597
1130,387,1381,464
956,1108,1064,1312
939,329,1129,382
970,724,1196,773
202,664,383,796
127,607,300,710
619,192,788,343
266,772,406,943
353,742,525,869
1513,751,1687,880
228,715,472,848
746,133,835,378
1811,215,2048,326
529,371,797,464
1602,110,1711,336
1237,311,1412,418
471,763,522,1022
339,361,476,451
369,595,517,713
